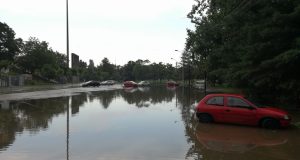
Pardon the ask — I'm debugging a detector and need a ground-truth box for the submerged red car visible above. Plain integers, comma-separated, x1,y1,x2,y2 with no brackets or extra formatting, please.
123,81,138,88
195,94,291,129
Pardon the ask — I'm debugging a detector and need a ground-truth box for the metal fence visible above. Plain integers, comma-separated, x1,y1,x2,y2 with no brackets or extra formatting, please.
0,76,8,87
0,75,25,87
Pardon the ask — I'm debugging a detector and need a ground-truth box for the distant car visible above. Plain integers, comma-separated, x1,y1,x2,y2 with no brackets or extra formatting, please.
194,80,205,89
81,80,100,87
138,81,150,86
166,80,179,87
100,80,116,85
123,81,138,88
195,94,291,129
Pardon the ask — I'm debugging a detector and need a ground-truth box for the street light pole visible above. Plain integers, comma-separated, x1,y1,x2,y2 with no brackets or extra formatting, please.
171,58,178,80
174,50,185,85
181,58,184,85
66,2,70,158
66,0,69,68
171,58,184,84
170,58,178,107
204,55,207,95
188,58,191,87
175,50,192,86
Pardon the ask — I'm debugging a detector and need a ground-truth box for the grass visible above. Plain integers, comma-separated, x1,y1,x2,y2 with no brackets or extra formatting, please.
294,122,300,128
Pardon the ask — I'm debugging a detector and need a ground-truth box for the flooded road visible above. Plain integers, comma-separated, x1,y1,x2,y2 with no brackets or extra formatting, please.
0,86,299,160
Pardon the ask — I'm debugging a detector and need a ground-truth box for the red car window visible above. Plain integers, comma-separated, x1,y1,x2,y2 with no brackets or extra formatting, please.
206,96,224,106
227,97,251,108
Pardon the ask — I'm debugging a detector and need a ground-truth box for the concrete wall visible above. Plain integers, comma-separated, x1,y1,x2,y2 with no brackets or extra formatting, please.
72,76,80,83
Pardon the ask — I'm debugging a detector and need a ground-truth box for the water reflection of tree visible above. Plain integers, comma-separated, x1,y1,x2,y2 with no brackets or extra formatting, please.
0,94,89,151
184,120,204,159
11,97,69,132
175,87,205,159
0,109,23,151
120,87,175,108
89,90,120,109
0,98,69,151
71,94,88,115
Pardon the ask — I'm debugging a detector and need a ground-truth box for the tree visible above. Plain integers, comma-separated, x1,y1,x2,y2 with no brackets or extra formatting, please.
100,58,114,74
120,61,136,81
16,37,67,80
133,59,150,80
88,59,95,68
17,37,53,73
186,0,300,103
41,64,58,79
0,22,21,68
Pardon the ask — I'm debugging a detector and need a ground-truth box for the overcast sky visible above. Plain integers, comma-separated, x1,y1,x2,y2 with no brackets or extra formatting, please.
0,0,195,66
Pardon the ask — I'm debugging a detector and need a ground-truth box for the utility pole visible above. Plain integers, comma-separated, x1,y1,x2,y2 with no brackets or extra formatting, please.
204,55,207,95
188,58,191,87
174,50,185,85
66,99,70,160
66,1,70,160
66,0,69,68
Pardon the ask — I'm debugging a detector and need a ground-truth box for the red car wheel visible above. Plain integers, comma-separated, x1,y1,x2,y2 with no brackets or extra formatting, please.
197,113,214,123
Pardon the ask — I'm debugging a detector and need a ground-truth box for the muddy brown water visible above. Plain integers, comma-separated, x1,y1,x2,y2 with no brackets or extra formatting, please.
0,86,299,160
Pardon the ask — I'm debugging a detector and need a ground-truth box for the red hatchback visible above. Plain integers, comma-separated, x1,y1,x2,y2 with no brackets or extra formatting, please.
196,94,291,129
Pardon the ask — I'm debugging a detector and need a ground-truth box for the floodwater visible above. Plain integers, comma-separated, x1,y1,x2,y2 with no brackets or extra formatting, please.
0,86,299,160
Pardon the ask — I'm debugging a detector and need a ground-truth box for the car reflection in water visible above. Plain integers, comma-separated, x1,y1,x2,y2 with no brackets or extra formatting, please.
138,87,150,92
124,85,151,93
193,123,288,153
166,85,177,91
123,87,138,93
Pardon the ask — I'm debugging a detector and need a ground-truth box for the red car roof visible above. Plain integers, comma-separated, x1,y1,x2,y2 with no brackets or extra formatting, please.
205,93,245,98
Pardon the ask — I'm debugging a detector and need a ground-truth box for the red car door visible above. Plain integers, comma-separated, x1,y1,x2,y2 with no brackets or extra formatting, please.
203,96,225,122
223,96,257,125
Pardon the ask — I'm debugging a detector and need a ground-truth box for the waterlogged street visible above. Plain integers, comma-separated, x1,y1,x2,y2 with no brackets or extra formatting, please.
0,86,300,160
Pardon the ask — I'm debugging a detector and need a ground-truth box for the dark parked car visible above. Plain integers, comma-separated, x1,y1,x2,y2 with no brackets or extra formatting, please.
195,94,291,129
81,80,100,87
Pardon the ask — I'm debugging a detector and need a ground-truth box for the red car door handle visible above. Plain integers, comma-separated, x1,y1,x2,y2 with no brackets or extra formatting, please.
225,109,231,112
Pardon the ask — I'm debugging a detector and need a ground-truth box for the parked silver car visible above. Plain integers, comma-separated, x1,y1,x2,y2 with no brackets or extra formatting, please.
100,80,116,85
138,81,150,86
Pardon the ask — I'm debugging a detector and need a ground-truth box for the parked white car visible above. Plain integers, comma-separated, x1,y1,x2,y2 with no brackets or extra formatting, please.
138,81,150,86
194,80,205,89
100,80,116,85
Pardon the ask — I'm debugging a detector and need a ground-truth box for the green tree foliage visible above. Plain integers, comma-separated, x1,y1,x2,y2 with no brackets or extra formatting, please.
0,22,180,83
0,22,21,68
186,0,300,101
119,60,176,81
120,60,136,81
17,37,67,80
133,59,150,80
98,57,115,80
